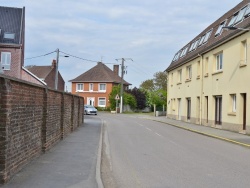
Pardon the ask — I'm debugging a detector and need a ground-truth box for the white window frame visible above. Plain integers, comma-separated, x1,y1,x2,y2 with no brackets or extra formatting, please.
215,21,226,36
234,6,247,24
203,29,213,44
89,83,93,91
98,97,106,107
99,83,106,92
216,53,223,71
76,83,83,92
1,52,11,70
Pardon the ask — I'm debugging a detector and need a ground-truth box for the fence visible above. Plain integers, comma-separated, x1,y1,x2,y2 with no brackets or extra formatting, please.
0,75,84,183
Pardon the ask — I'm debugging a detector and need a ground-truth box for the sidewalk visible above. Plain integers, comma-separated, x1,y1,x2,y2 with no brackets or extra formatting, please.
1,117,102,188
140,115,250,148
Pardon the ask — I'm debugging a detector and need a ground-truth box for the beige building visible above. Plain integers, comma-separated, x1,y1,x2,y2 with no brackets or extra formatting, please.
166,0,250,135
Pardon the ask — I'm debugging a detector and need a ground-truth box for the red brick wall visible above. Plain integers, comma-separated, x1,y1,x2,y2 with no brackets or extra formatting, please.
0,75,84,183
21,69,44,86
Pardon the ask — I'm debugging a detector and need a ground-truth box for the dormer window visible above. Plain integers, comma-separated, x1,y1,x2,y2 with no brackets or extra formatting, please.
3,32,15,40
228,12,239,26
180,46,189,58
173,51,181,61
203,29,213,44
215,21,226,36
234,6,247,24
189,38,200,52
244,6,250,17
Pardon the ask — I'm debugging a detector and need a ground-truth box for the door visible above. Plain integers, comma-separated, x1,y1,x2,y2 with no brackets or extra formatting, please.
242,93,247,130
187,98,191,121
215,96,222,125
178,99,181,120
87,97,95,106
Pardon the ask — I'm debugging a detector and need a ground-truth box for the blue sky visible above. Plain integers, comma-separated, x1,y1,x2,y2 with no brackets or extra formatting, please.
2,0,241,91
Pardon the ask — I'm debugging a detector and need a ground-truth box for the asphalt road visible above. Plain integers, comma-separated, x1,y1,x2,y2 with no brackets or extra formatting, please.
99,113,250,188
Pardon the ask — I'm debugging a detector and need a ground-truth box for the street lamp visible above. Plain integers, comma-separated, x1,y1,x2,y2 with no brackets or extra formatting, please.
55,48,69,90
222,26,250,31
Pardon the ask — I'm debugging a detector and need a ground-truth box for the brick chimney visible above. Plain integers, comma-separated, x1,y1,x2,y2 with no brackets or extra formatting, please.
52,59,56,68
113,65,119,75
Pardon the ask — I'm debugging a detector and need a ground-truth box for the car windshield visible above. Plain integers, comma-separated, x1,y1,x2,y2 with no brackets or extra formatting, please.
85,105,94,108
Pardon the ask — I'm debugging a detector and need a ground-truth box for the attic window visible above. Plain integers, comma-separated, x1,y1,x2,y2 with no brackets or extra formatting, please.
215,21,226,36
3,32,15,40
234,6,247,24
203,29,212,44
244,6,250,17
189,38,200,52
198,35,205,46
180,46,189,58
173,51,181,61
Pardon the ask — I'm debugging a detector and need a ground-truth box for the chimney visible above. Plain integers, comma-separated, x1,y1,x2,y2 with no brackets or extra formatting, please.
113,65,119,75
52,59,56,68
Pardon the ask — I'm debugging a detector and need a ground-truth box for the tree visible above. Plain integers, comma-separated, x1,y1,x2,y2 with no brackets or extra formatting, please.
127,87,147,110
109,85,137,110
139,79,155,91
139,71,168,110
154,71,168,91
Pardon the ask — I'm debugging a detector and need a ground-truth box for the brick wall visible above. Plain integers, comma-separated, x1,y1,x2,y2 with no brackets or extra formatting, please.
0,75,84,183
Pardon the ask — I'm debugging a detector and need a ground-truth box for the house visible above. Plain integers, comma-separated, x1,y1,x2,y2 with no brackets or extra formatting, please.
0,6,46,86
69,62,131,108
25,59,65,91
166,0,250,134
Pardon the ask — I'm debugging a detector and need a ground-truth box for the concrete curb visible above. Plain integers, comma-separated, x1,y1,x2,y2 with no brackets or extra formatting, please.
96,119,104,188
148,118,250,148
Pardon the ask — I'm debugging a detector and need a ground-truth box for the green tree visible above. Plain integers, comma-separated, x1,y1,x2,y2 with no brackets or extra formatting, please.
109,85,137,110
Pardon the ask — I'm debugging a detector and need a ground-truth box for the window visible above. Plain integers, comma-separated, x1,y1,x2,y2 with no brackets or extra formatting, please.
244,6,250,18
240,40,247,64
216,53,223,71
178,69,182,83
76,83,83,91
1,52,11,70
186,65,192,80
99,83,106,92
205,57,209,76
197,61,200,78
231,94,236,112
189,38,200,52
198,35,205,47
180,46,189,57
98,98,106,107
89,83,93,91
3,32,15,40
203,29,212,44
234,6,247,24
215,21,226,36
228,12,239,26
173,51,181,61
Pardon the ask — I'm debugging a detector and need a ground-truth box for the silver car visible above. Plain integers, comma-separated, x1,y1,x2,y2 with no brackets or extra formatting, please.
84,105,97,115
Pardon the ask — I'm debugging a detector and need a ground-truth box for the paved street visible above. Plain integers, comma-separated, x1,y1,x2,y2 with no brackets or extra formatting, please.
99,112,250,188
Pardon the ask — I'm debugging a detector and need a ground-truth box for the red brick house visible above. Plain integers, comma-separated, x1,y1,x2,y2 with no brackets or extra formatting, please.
0,6,46,86
25,60,65,91
69,62,131,107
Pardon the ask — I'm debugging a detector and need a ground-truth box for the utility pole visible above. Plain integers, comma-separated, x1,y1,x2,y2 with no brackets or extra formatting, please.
116,58,133,113
55,48,59,90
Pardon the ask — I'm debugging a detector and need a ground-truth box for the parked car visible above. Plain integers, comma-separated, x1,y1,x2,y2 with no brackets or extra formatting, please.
84,105,97,115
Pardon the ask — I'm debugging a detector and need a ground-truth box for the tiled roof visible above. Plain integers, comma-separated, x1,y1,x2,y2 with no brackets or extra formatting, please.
0,6,24,45
25,65,53,79
166,0,250,72
69,62,131,85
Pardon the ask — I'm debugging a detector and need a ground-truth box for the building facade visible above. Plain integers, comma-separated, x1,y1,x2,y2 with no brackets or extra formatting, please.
69,62,131,108
166,0,250,134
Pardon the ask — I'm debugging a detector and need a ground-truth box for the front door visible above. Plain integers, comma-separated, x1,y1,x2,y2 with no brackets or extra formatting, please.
87,97,95,106
215,96,222,125
178,99,181,120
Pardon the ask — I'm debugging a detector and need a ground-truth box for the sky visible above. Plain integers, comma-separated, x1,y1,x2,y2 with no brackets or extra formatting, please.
1,0,241,91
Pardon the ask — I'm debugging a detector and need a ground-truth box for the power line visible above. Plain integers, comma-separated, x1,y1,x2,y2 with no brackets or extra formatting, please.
24,50,56,60
59,51,98,63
